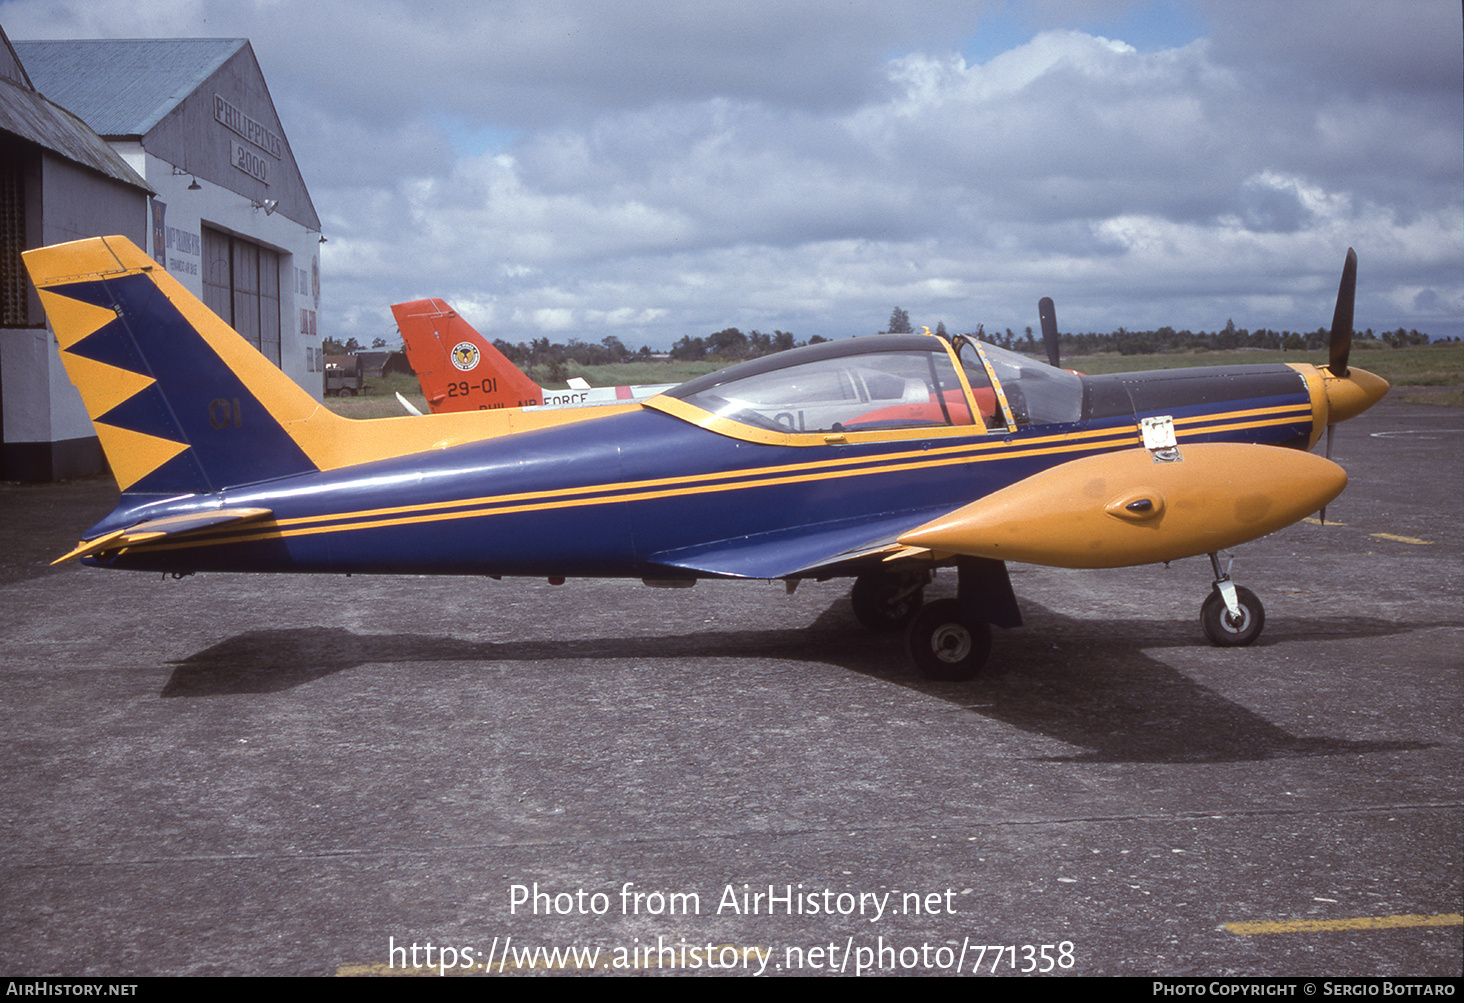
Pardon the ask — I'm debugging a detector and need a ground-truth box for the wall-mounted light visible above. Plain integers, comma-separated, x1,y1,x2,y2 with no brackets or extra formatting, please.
319,235,328,244
251,199,279,215
171,166,202,190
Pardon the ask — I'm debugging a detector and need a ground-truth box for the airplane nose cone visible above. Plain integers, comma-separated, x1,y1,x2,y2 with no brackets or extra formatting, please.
1325,366,1390,424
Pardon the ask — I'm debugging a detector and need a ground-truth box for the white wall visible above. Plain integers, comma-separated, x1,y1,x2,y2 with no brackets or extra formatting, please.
1,154,149,452
0,325,93,446
141,149,323,400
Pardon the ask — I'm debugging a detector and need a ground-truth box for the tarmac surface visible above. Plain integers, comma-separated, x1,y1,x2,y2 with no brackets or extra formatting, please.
1,402,1459,977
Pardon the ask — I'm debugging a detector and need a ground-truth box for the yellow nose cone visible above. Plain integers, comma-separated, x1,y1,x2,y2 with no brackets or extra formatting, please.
1325,366,1389,424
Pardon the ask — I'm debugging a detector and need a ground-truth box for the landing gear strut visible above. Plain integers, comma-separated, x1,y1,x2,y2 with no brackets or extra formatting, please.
850,570,928,631
1201,552,1265,646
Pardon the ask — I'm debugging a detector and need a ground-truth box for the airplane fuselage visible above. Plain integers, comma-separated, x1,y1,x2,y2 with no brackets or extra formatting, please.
82,362,1317,579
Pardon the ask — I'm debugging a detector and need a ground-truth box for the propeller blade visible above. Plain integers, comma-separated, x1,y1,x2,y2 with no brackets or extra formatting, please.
1328,248,1357,376
1038,296,1060,368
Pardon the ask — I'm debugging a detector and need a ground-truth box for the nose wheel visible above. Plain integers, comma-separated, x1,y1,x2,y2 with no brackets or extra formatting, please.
1201,553,1265,646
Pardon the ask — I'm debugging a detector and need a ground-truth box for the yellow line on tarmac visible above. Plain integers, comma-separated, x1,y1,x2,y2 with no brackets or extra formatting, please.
337,964,448,976
1299,520,1434,545
1224,913,1462,935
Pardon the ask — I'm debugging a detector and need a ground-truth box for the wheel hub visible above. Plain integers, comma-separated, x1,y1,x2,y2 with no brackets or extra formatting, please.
1222,608,1251,633
930,624,972,662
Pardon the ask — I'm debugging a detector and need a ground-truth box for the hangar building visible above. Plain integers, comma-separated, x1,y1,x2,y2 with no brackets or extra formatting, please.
1,31,322,481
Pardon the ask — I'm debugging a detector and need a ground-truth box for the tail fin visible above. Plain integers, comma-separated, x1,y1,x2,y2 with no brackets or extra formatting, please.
24,236,323,494
391,298,543,412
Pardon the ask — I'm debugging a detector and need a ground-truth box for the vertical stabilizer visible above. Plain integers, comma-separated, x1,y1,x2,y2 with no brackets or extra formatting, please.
392,298,544,412
25,236,323,494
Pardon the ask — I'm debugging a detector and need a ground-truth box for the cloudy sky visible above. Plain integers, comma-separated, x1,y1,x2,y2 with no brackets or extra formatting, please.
4,0,1461,349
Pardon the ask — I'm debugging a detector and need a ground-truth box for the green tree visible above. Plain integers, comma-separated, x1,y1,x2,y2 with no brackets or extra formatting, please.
707,328,749,360
887,307,912,334
670,335,707,361
600,335,629,363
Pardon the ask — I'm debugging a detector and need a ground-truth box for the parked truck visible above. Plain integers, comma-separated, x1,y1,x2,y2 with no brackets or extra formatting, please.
323,354,365,397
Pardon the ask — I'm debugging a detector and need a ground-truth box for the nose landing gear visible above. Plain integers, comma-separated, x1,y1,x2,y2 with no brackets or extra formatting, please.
1201,552,1265,646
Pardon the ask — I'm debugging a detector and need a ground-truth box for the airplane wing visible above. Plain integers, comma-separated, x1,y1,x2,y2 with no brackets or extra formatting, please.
896,443,1347,569
648,510,938,579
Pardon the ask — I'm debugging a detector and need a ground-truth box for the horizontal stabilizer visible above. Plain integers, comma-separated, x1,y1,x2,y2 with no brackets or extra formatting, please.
54,507,274,564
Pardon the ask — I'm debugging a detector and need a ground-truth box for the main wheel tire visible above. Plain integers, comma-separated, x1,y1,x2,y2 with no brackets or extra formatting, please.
1201,585,1265,646
851,572,925,631
340,387,355,397
906,598,992,680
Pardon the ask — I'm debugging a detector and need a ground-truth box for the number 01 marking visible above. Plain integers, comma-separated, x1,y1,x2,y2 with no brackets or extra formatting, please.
209,397,242,429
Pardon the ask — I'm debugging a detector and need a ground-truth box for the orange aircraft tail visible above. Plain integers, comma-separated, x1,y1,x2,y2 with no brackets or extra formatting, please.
391,299,543,411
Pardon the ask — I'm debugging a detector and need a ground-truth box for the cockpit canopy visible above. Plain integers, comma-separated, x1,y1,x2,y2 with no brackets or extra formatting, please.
665,334,1082,437
957,337,1084,427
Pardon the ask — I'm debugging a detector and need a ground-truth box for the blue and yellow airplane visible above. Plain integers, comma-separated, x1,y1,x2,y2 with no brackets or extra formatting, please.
25,236,1388,679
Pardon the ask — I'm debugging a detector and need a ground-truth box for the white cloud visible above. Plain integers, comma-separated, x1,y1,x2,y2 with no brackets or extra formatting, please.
3,0,1459,344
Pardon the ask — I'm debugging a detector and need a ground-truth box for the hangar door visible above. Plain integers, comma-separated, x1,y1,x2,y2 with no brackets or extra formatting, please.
202,227,281,365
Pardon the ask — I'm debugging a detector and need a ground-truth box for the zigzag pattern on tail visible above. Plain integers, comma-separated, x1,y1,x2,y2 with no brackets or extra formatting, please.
38,267,316,495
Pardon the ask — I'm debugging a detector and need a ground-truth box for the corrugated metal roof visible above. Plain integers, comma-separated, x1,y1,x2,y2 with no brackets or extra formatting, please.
0,25,35,88
12,38,246,136
0,72,152,191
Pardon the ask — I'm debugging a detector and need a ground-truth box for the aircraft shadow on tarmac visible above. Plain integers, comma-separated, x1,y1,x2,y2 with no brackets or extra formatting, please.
160,594,1434,766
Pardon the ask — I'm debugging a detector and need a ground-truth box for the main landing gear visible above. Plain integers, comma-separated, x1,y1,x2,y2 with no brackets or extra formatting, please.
905,599,993,681
854,552,1269,682
850,570,929,631
853,559,1021,682
1201,551,1265,646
